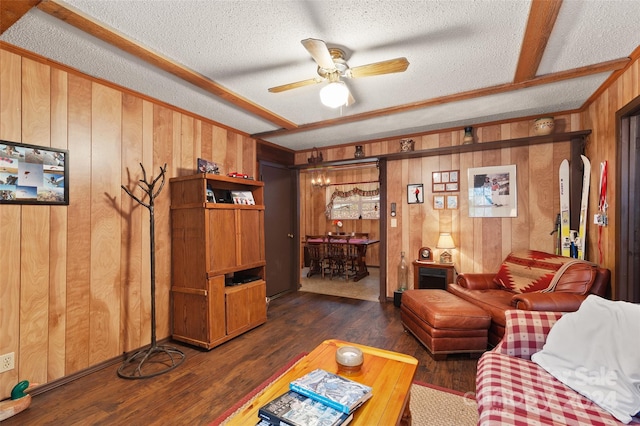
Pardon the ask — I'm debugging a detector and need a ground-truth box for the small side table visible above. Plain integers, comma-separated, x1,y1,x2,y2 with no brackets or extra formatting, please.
412,261,457,290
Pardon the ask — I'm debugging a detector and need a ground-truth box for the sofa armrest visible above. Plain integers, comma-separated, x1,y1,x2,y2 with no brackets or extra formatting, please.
493,310,564,360
511,292,587,311
456,273,500,290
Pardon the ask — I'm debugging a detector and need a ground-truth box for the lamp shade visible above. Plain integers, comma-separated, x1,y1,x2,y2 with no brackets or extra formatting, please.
320,81,349,108
436,233,456,249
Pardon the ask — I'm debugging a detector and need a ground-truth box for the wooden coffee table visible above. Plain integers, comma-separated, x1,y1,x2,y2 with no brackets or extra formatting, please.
225,339,418,425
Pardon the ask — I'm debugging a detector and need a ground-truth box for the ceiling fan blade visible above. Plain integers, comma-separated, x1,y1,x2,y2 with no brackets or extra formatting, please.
268,77,323,93
301,38,336,71
349,57,409,78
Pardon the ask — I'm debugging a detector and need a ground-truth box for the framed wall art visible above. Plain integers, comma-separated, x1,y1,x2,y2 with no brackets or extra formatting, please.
432,169,459,192
0,140,68,205
467,165,517,217
433,195,445,210
446,195,458,209
407,183,424,204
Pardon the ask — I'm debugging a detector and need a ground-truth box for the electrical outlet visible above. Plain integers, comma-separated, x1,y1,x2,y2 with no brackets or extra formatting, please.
0,352,15,372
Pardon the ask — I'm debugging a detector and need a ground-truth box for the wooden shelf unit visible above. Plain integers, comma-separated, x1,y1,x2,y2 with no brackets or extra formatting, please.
170,174,267,349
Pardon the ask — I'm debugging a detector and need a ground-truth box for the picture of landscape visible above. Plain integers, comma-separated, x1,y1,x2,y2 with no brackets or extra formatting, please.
0,140,68,205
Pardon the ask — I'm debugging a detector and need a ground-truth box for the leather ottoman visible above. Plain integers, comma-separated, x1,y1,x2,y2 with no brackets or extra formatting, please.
400,289,491,360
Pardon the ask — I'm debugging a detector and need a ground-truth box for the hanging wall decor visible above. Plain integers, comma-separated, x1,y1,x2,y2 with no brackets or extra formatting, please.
0,140,68,205
432,170,459,192
407,183,424,204
467,165,517,218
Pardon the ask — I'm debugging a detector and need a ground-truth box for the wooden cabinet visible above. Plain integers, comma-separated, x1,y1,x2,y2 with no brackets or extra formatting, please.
170,174,267,349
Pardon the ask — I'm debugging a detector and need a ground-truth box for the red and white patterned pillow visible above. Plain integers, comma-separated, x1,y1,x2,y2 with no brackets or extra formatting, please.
493,250,580,294
494,309,563,360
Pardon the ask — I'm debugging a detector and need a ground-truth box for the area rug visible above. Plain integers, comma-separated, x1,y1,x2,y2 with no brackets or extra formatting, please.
210,354,478,425
410,381,478,426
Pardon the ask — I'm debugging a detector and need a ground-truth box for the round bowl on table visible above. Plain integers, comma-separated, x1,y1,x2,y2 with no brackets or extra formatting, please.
336,346,364,374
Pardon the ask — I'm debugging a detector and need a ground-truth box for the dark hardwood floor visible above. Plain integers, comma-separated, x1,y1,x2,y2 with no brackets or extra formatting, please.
5,291,478,425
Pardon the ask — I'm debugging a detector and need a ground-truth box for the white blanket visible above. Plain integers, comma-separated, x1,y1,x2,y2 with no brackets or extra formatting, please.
532,295,640,423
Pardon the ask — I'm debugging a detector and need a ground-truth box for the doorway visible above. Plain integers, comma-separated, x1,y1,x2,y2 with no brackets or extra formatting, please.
261,161,297,298
298,164,383,302
616,97,640,303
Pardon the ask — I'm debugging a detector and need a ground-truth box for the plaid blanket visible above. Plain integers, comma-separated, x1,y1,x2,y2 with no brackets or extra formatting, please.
476,310,640,425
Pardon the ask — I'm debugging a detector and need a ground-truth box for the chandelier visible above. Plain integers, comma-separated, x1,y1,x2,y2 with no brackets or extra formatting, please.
310,169,330,188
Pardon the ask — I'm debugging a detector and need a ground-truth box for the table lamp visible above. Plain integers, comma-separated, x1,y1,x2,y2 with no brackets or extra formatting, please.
436,233,455,264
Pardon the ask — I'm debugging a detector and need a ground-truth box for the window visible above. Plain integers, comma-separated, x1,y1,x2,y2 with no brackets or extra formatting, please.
326,183,380,220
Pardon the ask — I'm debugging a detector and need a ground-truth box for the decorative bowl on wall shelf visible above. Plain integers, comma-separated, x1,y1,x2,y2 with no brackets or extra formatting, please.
533,117,555,136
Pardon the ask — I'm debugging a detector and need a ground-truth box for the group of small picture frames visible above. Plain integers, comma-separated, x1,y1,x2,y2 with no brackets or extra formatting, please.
433,169,459,210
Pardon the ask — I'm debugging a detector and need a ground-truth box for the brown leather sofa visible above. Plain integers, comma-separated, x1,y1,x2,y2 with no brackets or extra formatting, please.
447,265,610,346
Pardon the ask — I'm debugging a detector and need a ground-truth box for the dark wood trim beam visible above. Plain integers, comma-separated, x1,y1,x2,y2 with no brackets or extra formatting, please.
36,0,298,130
514,0,563,83
0,0,41,35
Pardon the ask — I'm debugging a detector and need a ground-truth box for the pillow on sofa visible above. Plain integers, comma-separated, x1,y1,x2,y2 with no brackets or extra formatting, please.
531,295,640,424
493,250,594,294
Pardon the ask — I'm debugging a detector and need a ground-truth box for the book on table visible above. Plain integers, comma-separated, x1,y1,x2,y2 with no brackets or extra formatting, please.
258,390,353,426
288,368,373,414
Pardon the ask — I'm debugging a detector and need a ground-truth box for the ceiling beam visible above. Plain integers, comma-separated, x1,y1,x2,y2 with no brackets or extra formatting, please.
1,0,41,35
514,0,563,83
36,0,298,130
253,57,629,140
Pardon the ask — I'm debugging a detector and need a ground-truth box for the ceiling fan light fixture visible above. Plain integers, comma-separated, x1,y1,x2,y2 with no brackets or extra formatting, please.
320,81,349,108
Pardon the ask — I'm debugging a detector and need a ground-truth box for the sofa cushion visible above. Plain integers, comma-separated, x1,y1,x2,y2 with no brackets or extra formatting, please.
476,351,637,425
494,310,563,360
493,250,594,294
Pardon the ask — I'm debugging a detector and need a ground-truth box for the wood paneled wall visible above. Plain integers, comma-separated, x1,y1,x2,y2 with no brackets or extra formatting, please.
581,52,640,294
0,46,256,398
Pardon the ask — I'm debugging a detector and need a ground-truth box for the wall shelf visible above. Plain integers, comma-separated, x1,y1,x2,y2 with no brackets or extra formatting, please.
293,130,591,169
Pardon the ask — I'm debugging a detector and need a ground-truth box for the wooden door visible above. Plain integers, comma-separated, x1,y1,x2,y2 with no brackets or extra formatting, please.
617,100,640,303
260,162,297,297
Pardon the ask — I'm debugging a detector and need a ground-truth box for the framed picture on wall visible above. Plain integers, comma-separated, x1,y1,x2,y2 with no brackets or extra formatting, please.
433,169,459,192
407,183,424,204
433,195,445,210
446,195,458,209
467,164,517,217
0,140,68,205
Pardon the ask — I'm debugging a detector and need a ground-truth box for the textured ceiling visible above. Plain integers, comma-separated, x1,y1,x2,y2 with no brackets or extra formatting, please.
1,0,639,151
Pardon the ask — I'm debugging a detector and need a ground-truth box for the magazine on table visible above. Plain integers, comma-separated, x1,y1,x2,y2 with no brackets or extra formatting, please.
258,390,352,426
289,368,372,414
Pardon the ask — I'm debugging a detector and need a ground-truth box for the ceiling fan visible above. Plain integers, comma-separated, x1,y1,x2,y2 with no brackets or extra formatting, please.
268,38,409,108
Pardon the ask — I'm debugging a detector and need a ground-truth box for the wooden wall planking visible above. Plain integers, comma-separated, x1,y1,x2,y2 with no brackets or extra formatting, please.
0,45,257,399
121,93,144,354
90,83,122,364
49,67,68,382
0,49,21,392
65,73,92,375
